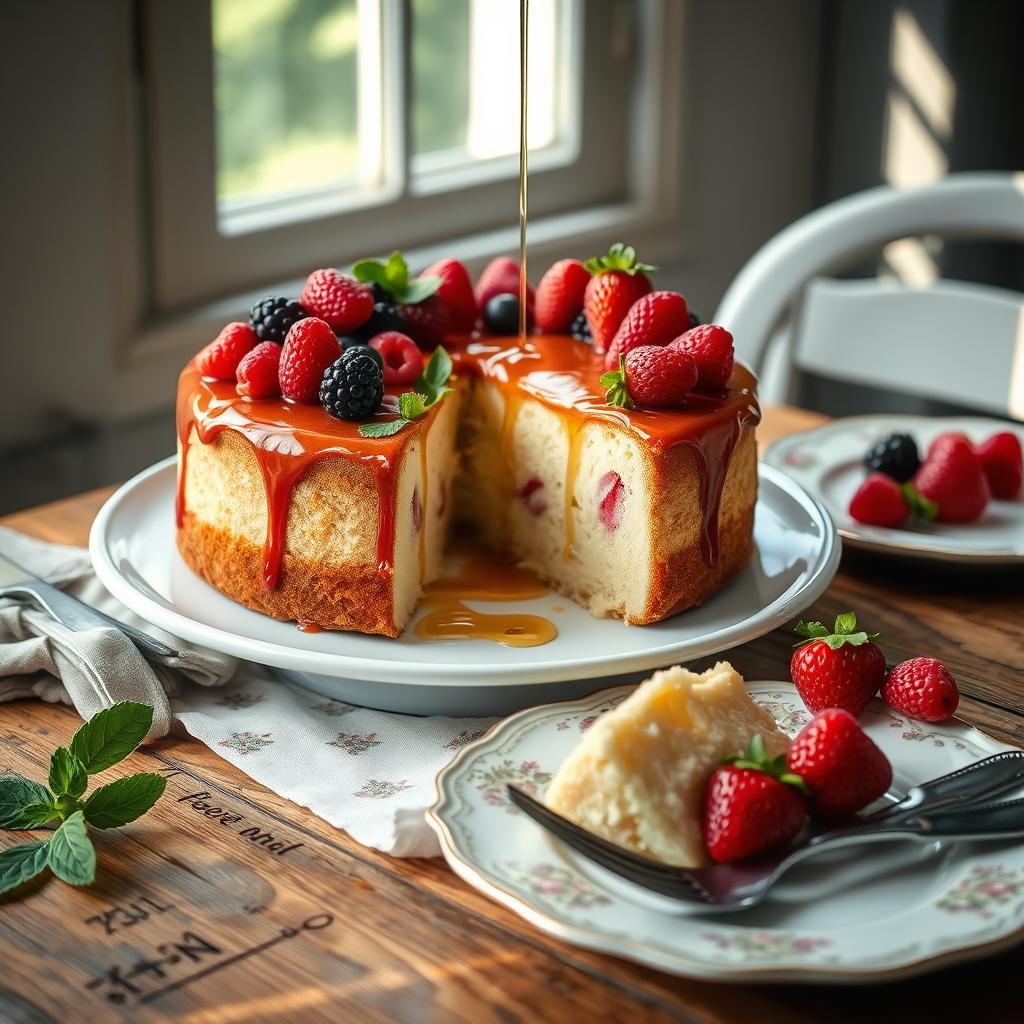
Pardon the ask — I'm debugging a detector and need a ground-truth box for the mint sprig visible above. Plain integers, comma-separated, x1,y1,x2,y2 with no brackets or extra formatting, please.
793,611,882,650
358,346,454,438
352,250,440,305
600,355,635,410
0,701,165,897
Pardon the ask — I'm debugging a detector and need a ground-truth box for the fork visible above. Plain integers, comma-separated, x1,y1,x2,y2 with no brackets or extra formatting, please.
508,756,1024,909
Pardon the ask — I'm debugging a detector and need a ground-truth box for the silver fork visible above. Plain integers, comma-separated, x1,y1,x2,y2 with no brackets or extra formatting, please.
508,751,1024,910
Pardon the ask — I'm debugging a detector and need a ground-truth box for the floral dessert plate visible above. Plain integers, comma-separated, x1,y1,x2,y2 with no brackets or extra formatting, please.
764,414,1024,565
427,680,1024,983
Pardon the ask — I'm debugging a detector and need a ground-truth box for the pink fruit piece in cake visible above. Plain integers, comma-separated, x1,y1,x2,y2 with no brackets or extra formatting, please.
669,324,735,389
369,331,425,386
597,471,624,531
197,322,258,381
623,344,698,408
848,472,909,527
975,431,1022,499
301,269,374,333
236,341,282,399
518,476,547,516
604,291,689,370
913,432,990,522
279,317,342,403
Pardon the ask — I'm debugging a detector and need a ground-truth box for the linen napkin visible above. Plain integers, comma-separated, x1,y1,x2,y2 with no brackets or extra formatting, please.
0,526,496,856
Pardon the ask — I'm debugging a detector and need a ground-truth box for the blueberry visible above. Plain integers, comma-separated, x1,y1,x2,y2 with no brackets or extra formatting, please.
484,293,522,335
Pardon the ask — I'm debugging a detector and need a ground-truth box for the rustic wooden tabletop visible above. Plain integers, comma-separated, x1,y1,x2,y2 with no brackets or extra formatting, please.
2,405,1022,1023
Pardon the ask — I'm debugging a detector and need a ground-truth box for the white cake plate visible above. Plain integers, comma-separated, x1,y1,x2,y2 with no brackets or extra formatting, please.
89,457,839,715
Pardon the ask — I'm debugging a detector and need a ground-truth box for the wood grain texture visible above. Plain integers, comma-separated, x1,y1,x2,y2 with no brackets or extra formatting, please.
2,406,1023,1023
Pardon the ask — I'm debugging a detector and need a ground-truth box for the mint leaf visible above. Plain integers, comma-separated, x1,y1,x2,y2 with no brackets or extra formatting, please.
833,612,857,635
46,811,95,886
352,251,440,303
49,747,87,799
69,701,153,773
0,776,52,829
16,803,60,828
402,276,441,304
358,419,409,438
416,346,453,404
0,841,49,896
84,774,166,829
351,256,395,291
399,392,429,421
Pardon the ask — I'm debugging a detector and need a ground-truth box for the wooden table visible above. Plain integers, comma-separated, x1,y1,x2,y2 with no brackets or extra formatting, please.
2,406,1022,1023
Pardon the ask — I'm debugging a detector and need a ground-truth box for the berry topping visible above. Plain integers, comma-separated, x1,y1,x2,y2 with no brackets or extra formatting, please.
235,341,282,399
602,346,698,410
583,243,655,353
786,709,893,821
369,331,425,386
197,322,258,381
517,476,547,516
338,335,384,369
702,736,808,863
975,431,1022,499
569,310,592,342
249,296,308,344
913,432,990,523
882,657,960,722
790,612,886,716
400,293,450,347
350,297,405,342
475,256,534,310
669,324,735,389
279,317,341,403
300,269,374,333
688,310,702,328
597,471,624,532
863,431,921,482
319,350,384,421
535,258,591,334
483,293,525,335
357,346,454,438
421,257,478,331
848,472,910,527
604,291,690,371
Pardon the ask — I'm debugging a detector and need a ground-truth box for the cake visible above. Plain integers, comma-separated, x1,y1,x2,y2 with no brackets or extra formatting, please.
544,662,790,866
175,250,760,637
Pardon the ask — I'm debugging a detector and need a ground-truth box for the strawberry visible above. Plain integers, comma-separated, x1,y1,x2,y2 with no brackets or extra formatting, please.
400,294,450,347
601,345,697,409
279,317,341,403
369,331,424,387
786,709,893,820
603,291,689,371
300,269,374,333
913,432,990,523
975,431,1022,499
790,612,886,716
583,243,654,353
669,324,735,388
197,322,257,381
421,257,478,331
702,736,808,863
535,258,591,334
236,341,282,399
475,256,535,310
882,657,960,722
848,472,909,527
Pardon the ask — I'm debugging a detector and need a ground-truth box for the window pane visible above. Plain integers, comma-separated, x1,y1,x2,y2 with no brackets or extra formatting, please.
213,0,362,207
412,0,564,163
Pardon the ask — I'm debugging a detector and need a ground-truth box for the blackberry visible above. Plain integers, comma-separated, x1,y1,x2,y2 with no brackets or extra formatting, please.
320,351,384,420
337,337,384,371
249,296,308,344
569,310,592,342
864,432,921,482
350,299,405,342
688,310,702,329
484,293,520,335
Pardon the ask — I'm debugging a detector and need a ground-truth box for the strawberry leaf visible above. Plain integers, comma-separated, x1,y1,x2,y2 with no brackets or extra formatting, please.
833,612,858,635
794,612,881,649
901,482,938,523
583,242,657,276
601,356,635,410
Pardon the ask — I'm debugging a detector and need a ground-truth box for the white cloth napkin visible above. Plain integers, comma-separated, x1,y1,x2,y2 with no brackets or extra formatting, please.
0,527,496,856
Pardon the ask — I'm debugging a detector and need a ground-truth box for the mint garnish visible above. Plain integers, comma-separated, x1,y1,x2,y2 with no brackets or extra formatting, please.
793,611,882,650
600,355,636,410
0,701,165,897
352,250,440,305
358,346,454,438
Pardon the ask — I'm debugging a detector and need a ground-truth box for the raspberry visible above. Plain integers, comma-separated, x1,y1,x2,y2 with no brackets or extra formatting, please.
604,291,689,370
517,476,547,516
279,317,341,403
597,471,624,532
623,345,698,408
300,269,374,333
197,322,258,381
882,657,959,722
249,296,308,344
400,294,450,346
670,324,735,388
848,472,909,527
236,341,282,399
369,331,424,386
319,350,384,421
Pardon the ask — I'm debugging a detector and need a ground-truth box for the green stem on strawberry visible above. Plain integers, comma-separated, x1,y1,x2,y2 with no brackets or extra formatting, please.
583,242,657,277
600,355,635,410
724,735,809,795
793,611,882,650
900,482,938,523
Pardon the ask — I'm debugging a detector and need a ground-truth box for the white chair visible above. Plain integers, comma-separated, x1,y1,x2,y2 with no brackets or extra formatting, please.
713,172,1024,420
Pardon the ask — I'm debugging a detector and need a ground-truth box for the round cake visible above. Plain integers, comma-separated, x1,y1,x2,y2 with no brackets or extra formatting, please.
176,251,760,637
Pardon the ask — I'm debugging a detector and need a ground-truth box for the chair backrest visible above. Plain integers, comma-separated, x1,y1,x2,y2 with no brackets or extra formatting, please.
713,172,1024,417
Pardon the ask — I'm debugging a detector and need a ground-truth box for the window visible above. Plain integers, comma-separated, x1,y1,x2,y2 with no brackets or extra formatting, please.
142,0,683,313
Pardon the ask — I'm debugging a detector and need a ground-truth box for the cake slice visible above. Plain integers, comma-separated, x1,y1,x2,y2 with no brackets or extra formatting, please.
544,662,790,866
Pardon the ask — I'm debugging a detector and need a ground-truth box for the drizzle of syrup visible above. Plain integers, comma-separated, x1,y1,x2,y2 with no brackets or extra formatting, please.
414,601,556,648
296,620,323,634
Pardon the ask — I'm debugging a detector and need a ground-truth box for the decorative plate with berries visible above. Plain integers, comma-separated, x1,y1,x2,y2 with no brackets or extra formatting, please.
428,679,1024,983
764,415,1024,564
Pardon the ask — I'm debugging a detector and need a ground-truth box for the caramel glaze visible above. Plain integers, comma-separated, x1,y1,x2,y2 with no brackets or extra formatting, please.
176,335,759,605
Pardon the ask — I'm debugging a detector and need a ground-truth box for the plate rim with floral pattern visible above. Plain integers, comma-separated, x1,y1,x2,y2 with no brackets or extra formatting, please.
426,679,1024,984
763,414,1024,565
